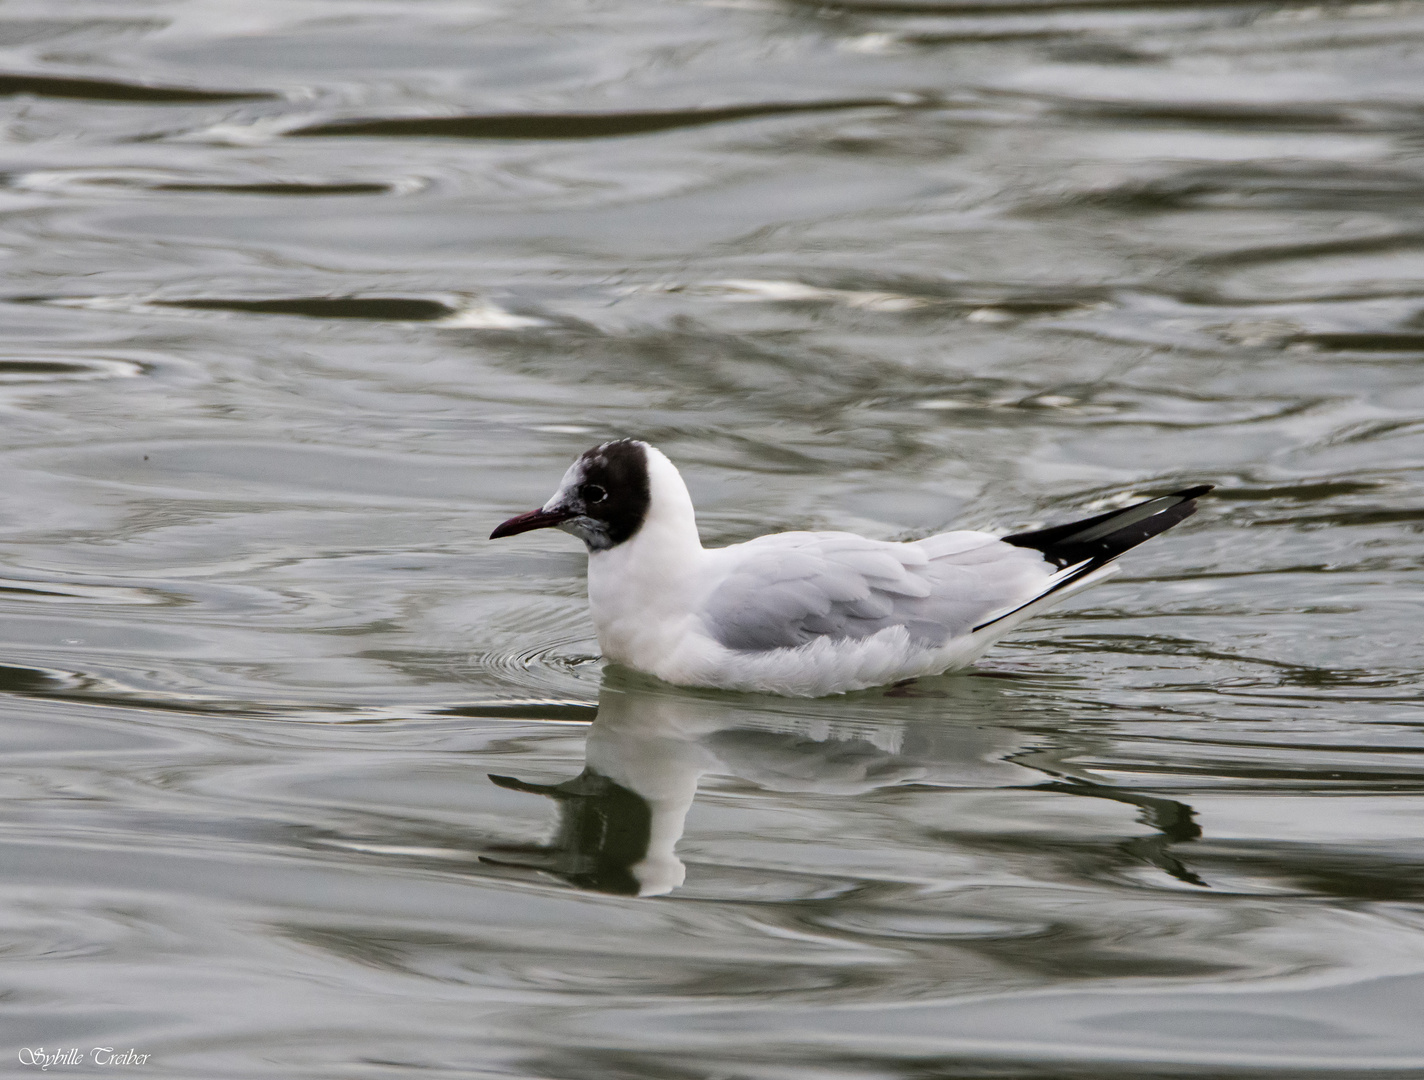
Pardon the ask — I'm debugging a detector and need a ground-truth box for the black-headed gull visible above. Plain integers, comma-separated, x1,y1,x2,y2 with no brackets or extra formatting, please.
492,440,1210,696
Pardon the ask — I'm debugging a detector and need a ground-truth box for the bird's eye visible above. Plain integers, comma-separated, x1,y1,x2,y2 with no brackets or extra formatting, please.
580,483,607,504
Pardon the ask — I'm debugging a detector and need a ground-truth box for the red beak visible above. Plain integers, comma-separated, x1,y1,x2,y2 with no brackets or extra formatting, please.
490,507,575,539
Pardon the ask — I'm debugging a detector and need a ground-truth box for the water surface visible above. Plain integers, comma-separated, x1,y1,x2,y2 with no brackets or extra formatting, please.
2,1,1423,1076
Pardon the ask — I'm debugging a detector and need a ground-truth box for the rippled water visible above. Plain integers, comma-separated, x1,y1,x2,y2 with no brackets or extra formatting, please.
3,1,1424,1076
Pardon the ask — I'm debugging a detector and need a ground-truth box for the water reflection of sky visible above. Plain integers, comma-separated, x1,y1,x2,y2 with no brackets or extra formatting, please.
2,0,1423,1075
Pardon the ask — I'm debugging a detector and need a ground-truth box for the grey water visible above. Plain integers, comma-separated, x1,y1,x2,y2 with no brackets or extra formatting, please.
1,0,1423,1076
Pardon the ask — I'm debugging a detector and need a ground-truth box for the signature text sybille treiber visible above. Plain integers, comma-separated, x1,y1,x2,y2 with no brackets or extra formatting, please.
19,1046,151,1069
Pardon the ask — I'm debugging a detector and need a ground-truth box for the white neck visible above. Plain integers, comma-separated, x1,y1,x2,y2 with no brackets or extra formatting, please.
585,446,705,669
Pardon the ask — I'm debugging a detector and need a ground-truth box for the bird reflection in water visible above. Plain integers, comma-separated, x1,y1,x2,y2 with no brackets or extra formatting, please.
483,671,1206,896
485,771,671,896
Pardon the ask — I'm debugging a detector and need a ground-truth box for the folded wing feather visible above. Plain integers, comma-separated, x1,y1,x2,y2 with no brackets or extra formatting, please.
701,531,1050,652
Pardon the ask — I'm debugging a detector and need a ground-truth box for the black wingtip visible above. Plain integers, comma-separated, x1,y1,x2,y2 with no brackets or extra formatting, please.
1173,484,1215,501
1003,483,1212,568
970,484,1211,634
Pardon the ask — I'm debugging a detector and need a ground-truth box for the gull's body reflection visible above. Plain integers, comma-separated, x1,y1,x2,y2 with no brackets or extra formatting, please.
486,671,1204,896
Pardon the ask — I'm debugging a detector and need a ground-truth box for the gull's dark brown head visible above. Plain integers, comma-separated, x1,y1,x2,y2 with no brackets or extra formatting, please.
491,439,652,552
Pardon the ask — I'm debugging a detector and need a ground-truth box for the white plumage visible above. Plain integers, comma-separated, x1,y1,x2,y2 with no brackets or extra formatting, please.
492,440,1207,697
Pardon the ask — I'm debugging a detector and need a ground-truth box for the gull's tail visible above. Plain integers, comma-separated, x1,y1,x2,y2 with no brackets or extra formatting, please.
973,484,1212,632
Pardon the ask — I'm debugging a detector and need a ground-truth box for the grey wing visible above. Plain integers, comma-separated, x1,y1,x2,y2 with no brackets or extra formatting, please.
700,531,1052,652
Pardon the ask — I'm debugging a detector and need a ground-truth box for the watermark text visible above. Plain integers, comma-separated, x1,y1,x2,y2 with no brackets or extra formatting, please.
18,1047,150,1069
